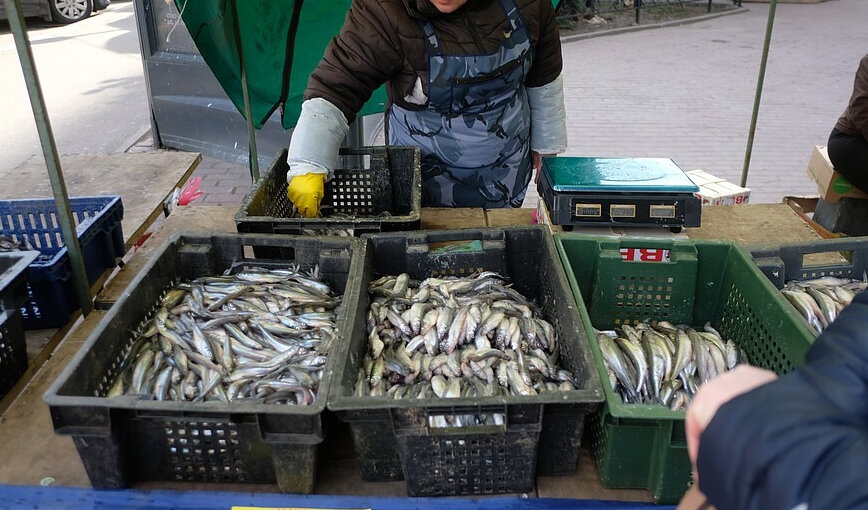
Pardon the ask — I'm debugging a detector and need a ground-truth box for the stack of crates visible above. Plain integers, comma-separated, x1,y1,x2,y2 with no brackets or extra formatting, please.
0,250,38,399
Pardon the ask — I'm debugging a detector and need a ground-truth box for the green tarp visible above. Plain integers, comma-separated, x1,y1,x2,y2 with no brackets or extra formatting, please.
173,0,386,131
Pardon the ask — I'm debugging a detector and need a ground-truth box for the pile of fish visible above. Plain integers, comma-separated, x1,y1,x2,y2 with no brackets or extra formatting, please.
0,235,28,253
105,265,340,405
780,276,867,334
354,271,579,406
295,212,393,237
597,321,749,411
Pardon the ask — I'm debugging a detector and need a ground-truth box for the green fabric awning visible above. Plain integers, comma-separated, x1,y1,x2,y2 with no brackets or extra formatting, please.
173,0,387,131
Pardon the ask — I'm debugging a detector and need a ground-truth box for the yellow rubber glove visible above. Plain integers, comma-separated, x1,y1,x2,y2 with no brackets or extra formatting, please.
287,173,326,218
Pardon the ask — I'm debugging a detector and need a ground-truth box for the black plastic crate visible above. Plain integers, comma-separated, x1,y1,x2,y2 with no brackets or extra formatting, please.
236,147,421,237
44,233,359,493
0,250,39,398
328,227,604,497
0,196,125,329
749,236,868,338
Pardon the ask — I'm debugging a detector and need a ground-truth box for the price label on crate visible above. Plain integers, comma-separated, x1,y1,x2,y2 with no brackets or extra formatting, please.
620,248,671,263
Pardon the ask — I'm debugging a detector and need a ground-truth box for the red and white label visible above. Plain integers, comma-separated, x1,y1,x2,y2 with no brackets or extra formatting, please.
620,248,671,262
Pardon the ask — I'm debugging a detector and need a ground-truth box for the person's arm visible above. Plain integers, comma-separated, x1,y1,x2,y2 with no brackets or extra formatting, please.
850,55,868,141
693,290,868,510
286,0,400,215
526,0,567,174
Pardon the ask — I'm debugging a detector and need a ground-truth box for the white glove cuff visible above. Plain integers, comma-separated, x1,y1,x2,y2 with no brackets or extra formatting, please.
287,98,349,180
527,74,568,154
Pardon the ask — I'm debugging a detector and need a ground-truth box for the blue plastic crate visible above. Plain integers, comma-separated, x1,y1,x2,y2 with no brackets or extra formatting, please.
0,250,39,398
0,197,125,329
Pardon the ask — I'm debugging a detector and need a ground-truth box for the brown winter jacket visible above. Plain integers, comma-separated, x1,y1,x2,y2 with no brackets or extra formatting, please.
305,0,562,124
835,54,868,141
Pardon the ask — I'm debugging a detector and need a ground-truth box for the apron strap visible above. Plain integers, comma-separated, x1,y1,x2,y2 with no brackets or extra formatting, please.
498,0,525,33
418,19,441,56
420,0,525,56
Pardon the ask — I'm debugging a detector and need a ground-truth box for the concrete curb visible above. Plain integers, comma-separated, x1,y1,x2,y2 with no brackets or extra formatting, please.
560,6,750,43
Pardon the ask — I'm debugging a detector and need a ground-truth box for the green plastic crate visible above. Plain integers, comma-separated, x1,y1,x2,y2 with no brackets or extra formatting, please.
555,235,815,504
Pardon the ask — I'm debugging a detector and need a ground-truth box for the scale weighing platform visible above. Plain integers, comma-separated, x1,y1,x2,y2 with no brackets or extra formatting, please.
537,156,701,232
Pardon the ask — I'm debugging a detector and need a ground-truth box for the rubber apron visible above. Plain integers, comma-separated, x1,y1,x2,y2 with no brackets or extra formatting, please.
388,0,533,208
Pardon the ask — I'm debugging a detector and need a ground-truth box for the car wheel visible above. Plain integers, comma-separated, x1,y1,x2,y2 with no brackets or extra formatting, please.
49,0,93,24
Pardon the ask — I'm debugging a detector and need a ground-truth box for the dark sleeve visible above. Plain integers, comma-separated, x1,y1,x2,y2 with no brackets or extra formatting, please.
305,0,401,123
524,0,562,88
851,55,868,140
697,289,868,510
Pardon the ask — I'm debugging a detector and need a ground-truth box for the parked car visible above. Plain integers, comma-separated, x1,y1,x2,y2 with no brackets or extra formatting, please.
0,0,110,24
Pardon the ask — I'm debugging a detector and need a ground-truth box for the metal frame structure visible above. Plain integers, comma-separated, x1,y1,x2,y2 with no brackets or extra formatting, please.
2,0,780,323
3,0,92,316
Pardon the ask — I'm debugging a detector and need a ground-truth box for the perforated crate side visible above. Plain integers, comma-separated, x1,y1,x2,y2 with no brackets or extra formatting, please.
587,240,699,328
400,428,540,497
0,310,27,398
236,147,421,236
0,197,125,330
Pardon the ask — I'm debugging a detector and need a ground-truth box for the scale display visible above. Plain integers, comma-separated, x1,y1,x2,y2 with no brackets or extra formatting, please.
538,157,701,231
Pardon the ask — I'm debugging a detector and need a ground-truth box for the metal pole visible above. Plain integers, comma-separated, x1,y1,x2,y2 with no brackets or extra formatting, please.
740,0,777,188
3,0,93,316
231,0,260,182
635,0,641,24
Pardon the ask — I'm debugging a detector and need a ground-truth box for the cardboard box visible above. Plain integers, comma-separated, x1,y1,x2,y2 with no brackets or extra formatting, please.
805,145,868,203
686,170,751,206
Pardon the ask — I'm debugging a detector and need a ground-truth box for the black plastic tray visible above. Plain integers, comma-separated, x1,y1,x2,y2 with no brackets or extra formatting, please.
44,233,359,493
328,227,604,497
749,236,868,337
236,147,421,237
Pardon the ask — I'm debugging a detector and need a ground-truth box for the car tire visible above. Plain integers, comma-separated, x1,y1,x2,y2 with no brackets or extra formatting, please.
49,0,93,24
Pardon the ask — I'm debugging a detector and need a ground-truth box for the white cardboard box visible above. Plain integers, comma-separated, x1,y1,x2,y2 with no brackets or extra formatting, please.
805,145,868,203
686,170,751,206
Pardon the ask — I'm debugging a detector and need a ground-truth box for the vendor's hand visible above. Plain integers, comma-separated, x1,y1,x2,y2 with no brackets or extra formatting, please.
685,365,778,480
287,173,326,218
532,151,543,184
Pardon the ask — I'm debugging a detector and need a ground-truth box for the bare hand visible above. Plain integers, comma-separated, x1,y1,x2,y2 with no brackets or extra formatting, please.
532,151,546,184
685,365,778,479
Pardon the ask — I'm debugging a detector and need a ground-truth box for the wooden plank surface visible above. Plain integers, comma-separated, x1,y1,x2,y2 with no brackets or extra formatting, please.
420,207,487,230
3,152,201,248
537,448,653,502
484,208,535,227
0,312,106,487
686,204,822,245
95,206,238,308
687,204,847,266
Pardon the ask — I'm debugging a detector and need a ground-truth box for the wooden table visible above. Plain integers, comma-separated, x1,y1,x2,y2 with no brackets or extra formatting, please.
1,152,201,413
4,152,202,249
0,201,840,503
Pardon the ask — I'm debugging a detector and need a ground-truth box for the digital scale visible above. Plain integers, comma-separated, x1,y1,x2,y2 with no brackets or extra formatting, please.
537,157,701,232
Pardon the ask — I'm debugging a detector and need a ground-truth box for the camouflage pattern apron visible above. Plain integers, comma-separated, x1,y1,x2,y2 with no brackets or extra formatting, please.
388,0,533,208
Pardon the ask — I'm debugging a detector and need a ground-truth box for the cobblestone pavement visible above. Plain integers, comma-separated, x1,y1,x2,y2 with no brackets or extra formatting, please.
139,0,867,208
557,0,867,204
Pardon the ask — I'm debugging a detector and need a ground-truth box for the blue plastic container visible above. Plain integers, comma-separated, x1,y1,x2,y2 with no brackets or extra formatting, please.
0,197,125,329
